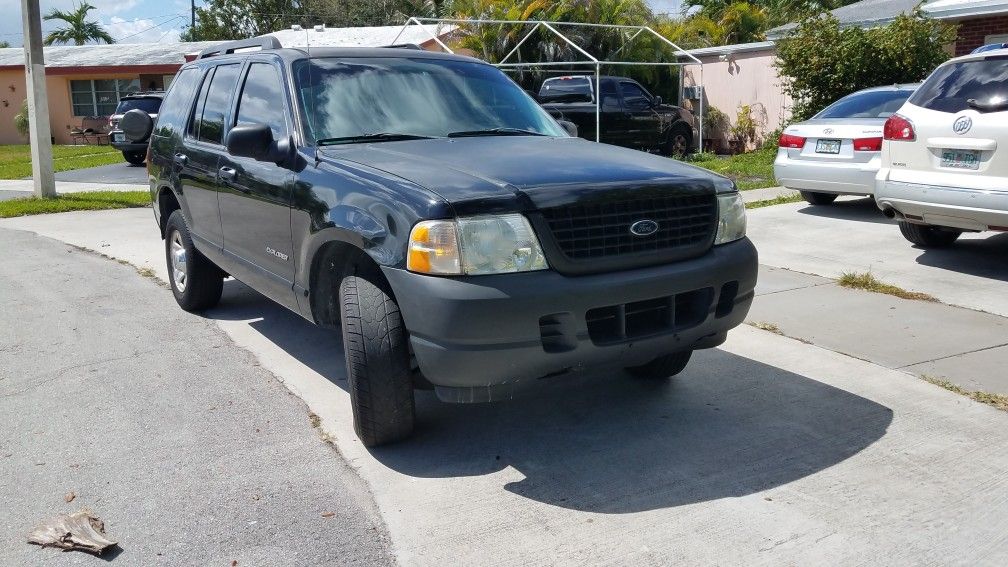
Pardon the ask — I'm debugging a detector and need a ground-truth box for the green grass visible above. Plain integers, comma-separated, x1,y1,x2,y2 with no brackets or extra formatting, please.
0,145,124,179
838,271,937,302
921,375,1008,412
687,146,777,191
746,193,803,209
0,191,151,218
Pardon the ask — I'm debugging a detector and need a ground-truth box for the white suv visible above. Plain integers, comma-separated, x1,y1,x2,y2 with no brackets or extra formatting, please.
875,49,1008,247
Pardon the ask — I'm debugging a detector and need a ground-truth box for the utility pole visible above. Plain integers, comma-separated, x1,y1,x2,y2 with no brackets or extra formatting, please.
191,0,196,30
21,0,55,198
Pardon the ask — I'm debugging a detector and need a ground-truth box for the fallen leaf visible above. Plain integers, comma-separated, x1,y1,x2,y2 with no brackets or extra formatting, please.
321,512,335,518
27,509,117,555
64,492,75,503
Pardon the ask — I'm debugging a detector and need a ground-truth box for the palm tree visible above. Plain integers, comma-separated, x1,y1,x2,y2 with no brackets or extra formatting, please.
43,2,115,46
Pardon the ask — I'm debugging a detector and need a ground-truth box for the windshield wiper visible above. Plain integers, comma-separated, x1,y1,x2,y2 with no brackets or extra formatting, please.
317,133,435,145
447,128,548,138
967,98,1008,112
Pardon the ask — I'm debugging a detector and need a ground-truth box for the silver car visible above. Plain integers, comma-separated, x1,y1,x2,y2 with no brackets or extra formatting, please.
774,84,919,205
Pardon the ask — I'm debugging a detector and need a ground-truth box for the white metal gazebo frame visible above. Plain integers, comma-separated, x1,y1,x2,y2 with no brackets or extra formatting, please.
393,17,705,150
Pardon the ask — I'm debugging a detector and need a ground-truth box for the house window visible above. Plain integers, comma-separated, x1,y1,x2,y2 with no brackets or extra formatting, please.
69,79,141,117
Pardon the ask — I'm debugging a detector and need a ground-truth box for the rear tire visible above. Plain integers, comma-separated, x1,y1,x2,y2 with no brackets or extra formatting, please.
123,150,145,166
164,210,223,312
339,274,416,447
625,350,693,379
663,124,693,158
799,191,838,205
898,221,961,248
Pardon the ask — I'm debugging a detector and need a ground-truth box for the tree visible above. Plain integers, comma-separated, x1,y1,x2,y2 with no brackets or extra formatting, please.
685,1,861,27
0,41,10,48
776,11,957,121
43,2,115,46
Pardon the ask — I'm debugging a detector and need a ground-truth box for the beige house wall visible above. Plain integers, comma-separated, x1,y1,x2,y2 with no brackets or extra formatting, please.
0,70,168,145
682,47,792,152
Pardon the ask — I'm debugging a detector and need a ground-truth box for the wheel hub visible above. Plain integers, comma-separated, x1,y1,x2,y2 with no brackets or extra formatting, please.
169,231,187,292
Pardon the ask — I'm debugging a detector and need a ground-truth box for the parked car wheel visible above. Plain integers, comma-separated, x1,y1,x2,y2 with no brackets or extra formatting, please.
799,191,838,205
664,124,693,157
123,150,145,166
898,221,961,247
339,273,416,447
625,350,693,379
164,210,223,312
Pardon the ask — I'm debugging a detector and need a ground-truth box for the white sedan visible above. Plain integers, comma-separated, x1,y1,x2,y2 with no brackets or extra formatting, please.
774,84,919,205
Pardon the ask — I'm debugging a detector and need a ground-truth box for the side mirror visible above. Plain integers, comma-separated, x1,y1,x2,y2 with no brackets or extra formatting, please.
226,123,290,164
557,119,578,137
652,96,663,107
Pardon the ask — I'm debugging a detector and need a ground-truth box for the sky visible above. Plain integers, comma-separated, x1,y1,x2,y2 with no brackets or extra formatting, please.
1,0,684,48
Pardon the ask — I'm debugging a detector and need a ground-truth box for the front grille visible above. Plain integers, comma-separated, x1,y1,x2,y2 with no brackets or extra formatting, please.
539,195,717,262
586,288,713,345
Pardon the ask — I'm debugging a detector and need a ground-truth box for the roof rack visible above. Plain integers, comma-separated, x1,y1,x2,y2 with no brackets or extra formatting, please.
197,36,282,59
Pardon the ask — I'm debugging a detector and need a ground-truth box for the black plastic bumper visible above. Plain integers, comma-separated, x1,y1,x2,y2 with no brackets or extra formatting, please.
109,132,147,152
382,238,758,403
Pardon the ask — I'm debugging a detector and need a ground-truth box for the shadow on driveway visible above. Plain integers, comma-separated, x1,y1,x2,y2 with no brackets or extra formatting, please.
914,232,1008,283
210,280,893,514
796,197,894,225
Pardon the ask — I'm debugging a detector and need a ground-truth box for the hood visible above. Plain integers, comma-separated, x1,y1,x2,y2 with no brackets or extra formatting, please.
317,136,725,215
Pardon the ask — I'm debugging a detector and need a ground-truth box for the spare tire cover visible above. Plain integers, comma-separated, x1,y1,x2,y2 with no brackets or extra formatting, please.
120,109,154,143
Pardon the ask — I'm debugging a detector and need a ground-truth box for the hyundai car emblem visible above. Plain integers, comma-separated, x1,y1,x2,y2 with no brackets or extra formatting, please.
953,116,972,135
630,219,659,236
823,128,834,135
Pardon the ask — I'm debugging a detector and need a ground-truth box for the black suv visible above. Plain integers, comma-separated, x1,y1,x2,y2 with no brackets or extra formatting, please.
110,93,163,165
147,38,757,446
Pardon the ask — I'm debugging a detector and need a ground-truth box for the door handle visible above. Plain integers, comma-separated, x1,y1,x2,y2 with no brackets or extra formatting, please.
219,166,236,183
173,153,187,166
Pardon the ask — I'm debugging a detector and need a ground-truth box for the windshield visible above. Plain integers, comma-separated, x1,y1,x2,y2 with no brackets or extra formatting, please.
294,57,567,144
909,58,1008,113
116,97,161,114
814,89,915,119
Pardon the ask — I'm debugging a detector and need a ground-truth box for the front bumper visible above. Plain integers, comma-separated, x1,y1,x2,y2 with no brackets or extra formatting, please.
774,152,878,195
875,178,1008,231
382,238,758,402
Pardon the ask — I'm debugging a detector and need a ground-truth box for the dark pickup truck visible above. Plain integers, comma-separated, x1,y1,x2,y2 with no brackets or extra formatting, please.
138,38,756,447
539,75,697,155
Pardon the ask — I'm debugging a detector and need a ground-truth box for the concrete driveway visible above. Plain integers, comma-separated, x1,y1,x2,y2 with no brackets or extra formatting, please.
3,209,1008,565
747,197,1008,316
0,162,148,201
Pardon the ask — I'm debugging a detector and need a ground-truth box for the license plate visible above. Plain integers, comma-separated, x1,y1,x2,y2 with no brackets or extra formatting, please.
815,139,841,154
112,133,124,143
941,149,980,170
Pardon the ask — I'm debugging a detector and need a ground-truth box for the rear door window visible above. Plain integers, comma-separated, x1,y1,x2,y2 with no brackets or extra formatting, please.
196,64,241,144
909,57,1008,113
815,90,915,118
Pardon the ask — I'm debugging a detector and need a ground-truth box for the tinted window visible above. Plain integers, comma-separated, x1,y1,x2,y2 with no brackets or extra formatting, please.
235,63,288,139
153,68,199,136
198,64,240,144
909,58,1008,113
620,82,650,109
188,70,212,139
539,77,593,102
815,89,915,119
296,57,566,143
116,97,161,114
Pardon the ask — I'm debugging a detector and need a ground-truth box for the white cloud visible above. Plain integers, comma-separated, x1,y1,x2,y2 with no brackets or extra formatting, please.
105,16,182,43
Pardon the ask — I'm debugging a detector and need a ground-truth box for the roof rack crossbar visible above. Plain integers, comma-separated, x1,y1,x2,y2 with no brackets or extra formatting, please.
197,36,283,59
382,43,423,50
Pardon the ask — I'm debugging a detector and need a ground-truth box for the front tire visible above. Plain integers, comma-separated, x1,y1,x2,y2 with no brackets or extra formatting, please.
898,221,961,248
339,274,416,447
625,350,693,379
799,191,838,205
663,124,693,158
164,210,223,312
123,150,145,166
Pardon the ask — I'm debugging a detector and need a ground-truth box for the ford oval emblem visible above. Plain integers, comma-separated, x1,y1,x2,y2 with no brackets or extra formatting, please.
953,115,972,135
630,219,659,237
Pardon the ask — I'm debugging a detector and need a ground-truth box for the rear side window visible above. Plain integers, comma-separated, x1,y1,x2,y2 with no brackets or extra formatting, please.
815,89,915,119
195,64,241,144
116,97,161,114
235,63,288,139
153,67,200,137
909,58,1008,113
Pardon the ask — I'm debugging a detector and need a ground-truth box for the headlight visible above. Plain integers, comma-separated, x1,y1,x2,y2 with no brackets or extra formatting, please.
714,192,746,245
407,214,548,275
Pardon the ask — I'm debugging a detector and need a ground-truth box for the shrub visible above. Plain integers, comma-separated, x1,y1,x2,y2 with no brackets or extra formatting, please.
14,99,28,138
776,11,956,121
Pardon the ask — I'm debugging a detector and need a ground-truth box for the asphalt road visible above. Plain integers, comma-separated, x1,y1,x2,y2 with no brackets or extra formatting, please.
5,210,1008,565
0,229,394,565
